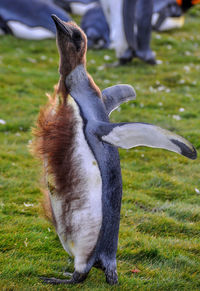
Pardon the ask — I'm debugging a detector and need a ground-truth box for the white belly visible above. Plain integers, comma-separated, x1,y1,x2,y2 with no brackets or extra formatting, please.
48,96,102,273
100,0,128,57
7,21,54,40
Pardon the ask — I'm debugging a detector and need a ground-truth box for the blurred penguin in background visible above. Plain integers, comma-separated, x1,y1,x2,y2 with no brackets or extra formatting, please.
54,0,99,15
152,0,200,31
0,0,71,39
81,5,110,49
100,0,156,65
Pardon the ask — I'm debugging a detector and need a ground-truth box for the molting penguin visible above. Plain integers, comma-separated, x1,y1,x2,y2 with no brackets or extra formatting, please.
31,15,197,285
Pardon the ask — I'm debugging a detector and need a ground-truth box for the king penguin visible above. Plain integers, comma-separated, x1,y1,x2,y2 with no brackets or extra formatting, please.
100,0,156,64
32,15,197,285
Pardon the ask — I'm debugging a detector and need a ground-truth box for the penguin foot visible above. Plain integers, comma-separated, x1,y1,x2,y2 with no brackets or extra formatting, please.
119,48,133,65
105,269,118,285
119,58,132,65
40,271,88,285
136,50,156,65
145,58,157,66
40,276,74,285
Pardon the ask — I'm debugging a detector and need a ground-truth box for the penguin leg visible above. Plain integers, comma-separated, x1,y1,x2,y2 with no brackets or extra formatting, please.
105,268,118,285
40,271,88,285
97,256,118,285
121,0,138,64
136,0,156,65
104,261,118,285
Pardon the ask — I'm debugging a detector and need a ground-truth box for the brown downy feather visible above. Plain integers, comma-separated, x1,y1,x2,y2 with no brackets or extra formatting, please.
87,73,102,99
58,21,87,77
30,87,79,223
31,92,75,190
56,21,102,99
40,188,54,223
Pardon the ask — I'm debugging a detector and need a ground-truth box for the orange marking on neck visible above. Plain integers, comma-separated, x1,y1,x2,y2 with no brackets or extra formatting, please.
176,0,182,5
192,0,200,4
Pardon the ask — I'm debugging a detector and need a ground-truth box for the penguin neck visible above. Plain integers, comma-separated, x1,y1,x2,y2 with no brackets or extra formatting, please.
57,64,86,98
65,64,101,98
64,64,89,92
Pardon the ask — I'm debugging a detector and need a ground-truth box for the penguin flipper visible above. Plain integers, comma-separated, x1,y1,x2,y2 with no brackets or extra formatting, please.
102,84,136,116
98,122,197,160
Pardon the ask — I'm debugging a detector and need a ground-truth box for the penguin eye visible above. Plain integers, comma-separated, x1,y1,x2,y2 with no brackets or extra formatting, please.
73,31,82,42
72,31,82,51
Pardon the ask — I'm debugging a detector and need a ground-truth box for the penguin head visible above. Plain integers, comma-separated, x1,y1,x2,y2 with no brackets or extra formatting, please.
51,15,87,76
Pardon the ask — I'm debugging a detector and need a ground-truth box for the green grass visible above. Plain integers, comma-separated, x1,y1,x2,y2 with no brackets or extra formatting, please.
0,7,200,291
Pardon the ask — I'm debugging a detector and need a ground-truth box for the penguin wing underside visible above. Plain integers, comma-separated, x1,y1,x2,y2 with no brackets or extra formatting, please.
102,84,136,116
97,122,197,160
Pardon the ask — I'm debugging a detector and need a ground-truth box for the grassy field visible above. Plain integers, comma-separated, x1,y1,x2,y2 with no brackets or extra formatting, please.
0,7,200,291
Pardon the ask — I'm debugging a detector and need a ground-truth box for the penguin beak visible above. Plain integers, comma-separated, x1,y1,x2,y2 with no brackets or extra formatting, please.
51,14,71,37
